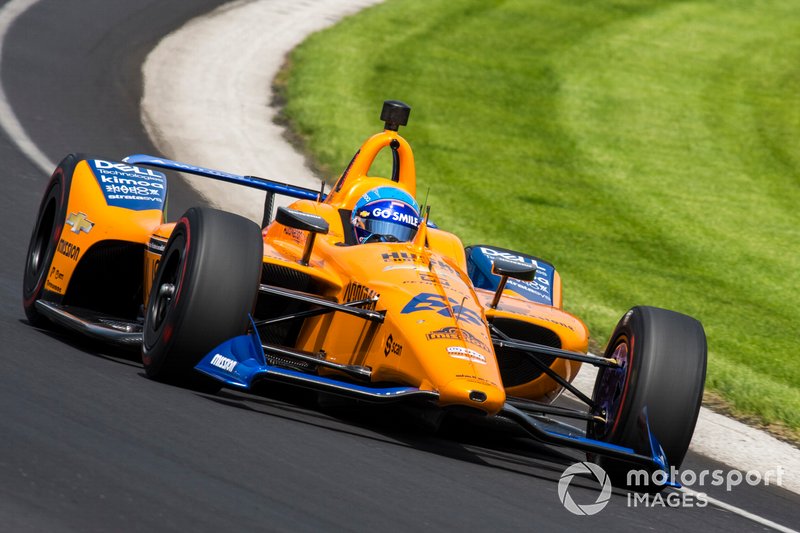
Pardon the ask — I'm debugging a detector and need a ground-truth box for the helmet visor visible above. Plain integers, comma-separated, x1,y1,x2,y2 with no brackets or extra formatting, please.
354,199,420,243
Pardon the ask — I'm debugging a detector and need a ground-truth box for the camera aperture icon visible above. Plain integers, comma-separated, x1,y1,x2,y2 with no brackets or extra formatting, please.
558,462,613,516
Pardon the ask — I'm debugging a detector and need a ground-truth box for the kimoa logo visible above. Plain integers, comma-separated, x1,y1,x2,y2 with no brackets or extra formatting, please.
209,354,237,372
558,462,612,516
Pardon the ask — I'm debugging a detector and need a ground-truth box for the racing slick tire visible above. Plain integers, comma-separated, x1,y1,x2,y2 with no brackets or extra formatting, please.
588,306,707,492
22,154,80,326
142,207,262,390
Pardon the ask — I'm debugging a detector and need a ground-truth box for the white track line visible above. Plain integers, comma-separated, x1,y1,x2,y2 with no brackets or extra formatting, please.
679,487,798,533
141,0,381,222
569,363,800,494
0,0,55,174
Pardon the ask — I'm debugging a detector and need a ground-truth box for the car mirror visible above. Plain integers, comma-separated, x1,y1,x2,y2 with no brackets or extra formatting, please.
276,207,329,266
489,257,536,309
276,207,329,235
491,257,536,281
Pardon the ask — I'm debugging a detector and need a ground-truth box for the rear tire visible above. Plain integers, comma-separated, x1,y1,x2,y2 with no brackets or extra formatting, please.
142,207,262,390
588,306,707,492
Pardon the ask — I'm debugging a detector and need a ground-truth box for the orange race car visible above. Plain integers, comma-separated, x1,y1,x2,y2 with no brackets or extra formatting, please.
23,100,707,491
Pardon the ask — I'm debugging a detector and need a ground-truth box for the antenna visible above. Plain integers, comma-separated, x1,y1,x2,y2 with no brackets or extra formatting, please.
419,186,430,216
413,205,430,255
317,179,325,203
455,296,467,325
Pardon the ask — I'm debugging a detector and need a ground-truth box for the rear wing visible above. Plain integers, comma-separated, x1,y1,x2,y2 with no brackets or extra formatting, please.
123,154,326,225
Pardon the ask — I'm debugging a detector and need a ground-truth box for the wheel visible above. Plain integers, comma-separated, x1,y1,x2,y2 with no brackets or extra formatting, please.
142,207,263,390
22,154,79,326
588,306,707,491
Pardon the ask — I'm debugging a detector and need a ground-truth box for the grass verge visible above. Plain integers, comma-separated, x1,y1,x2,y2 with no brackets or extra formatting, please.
278,0,800,441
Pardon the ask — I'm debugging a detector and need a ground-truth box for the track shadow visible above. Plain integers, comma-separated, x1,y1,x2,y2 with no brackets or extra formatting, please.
21,318,617,496
21,318,142,367
196,384,592,489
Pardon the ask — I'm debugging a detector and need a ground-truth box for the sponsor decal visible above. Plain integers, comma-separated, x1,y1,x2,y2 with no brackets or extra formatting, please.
402,271,453,288
209,354,237,372
468,246,555,305
49,266,64,282
382,251,423,263
89,159,167,211
45,279,63,293
447,346,486,365
425,326,490,351
65,212,94,234
381,252,457,275
369,203,419,226
534,315,576,331
343,282,378,310
282,226,305,244
57,238,80,261
455,374,499,387
384,334,403,357
401,293,483,326
430,257,457,274
383,264,427,272
147,236,167,255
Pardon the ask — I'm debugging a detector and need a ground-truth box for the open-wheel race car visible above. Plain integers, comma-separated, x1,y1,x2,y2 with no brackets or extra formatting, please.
23,100,707,490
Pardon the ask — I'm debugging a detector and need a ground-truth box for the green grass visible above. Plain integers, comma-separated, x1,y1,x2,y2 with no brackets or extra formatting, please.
280,0,800,435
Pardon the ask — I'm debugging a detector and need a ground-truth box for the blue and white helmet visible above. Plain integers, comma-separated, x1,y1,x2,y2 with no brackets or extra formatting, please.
351,186,420,244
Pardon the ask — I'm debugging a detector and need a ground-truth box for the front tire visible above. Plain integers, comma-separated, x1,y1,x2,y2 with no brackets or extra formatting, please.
22,155,79,326
588,306,707,491
142,207,263,389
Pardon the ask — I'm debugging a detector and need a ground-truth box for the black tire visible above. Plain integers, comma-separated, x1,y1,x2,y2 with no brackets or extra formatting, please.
22,154,80,326
142,207,262,390
588,306,707,491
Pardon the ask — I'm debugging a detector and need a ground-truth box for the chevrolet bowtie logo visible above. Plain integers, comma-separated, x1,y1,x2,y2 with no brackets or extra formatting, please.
66,212,94,234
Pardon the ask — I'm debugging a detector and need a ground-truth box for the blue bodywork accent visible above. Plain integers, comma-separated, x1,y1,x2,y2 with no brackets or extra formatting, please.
254,367,432,398
466,245,555,305
194,320,267,389
123,154,322,201
87,159,167,211
195,317,434,400
500,402,675,475
550,431,639,455
194,321,674,476
400,292,483,326
642,408,680,488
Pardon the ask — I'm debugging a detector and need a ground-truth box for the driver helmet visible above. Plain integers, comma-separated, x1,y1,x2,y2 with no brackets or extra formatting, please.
351,186,420,244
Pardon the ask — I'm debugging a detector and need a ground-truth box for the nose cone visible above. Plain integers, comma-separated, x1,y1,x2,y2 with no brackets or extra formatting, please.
438,378,506,415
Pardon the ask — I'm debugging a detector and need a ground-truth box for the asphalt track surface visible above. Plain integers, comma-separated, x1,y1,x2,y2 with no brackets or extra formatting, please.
0,1,798,531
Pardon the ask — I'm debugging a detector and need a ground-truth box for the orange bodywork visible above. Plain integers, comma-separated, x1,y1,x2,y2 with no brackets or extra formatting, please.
252,128,589,415
51,126,589,416
45,160,163,297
